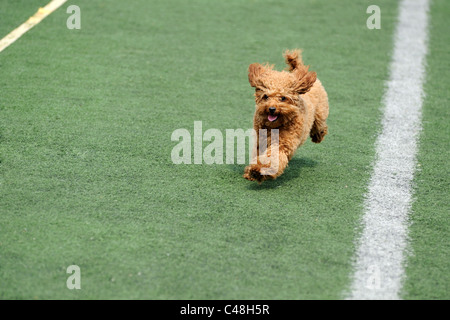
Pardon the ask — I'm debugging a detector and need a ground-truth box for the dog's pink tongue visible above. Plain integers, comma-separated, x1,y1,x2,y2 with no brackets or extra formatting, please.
268,115,278,122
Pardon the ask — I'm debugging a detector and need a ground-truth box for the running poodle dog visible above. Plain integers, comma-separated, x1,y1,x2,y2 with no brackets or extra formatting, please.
243,49,329,183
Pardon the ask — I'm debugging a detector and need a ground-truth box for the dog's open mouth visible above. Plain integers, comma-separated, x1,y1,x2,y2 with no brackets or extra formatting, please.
268,114,278,122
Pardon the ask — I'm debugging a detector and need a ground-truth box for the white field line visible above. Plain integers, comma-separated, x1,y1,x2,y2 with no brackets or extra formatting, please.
347,0,430,300
0,0,67,53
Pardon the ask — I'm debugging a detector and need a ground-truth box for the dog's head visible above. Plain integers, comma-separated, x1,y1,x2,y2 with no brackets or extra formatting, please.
248,49,316,129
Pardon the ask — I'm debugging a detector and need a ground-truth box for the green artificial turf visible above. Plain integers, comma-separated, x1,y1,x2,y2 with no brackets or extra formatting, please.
401,0,450,300
2,0,445,300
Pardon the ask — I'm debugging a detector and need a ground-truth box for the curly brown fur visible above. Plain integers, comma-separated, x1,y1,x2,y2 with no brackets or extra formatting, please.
243,49,329,183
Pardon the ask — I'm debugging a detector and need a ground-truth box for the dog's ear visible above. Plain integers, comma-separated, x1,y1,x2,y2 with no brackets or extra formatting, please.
248,63,266,88
291,65,316,95
284,49,303,72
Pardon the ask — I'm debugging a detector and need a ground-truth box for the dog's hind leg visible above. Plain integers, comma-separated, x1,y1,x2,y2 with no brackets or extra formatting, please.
310,118,328,143
310,97,329,143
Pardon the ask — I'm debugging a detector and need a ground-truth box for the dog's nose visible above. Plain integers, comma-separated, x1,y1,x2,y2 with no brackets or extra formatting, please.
269,107,276,114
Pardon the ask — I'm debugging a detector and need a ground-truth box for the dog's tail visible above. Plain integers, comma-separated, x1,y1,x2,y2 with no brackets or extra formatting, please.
284,49,304,71
284,49,317,94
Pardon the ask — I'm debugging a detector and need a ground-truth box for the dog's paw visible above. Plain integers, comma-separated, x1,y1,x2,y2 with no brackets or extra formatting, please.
243,165,260,182
243,165,269,183
310,127,328,143
311,131,324,143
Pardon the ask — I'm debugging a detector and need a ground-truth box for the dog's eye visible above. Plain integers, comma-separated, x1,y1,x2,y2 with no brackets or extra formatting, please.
280,96,286,102
263,94,269,100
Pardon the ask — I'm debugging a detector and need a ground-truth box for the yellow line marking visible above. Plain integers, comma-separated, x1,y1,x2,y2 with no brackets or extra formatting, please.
0,0,68,53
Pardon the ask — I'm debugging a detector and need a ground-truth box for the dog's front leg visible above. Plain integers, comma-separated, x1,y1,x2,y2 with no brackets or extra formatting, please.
243,143,289,183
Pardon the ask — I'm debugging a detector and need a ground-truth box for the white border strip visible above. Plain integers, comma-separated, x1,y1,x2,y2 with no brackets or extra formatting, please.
0,0,67,53
347,0,430,300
